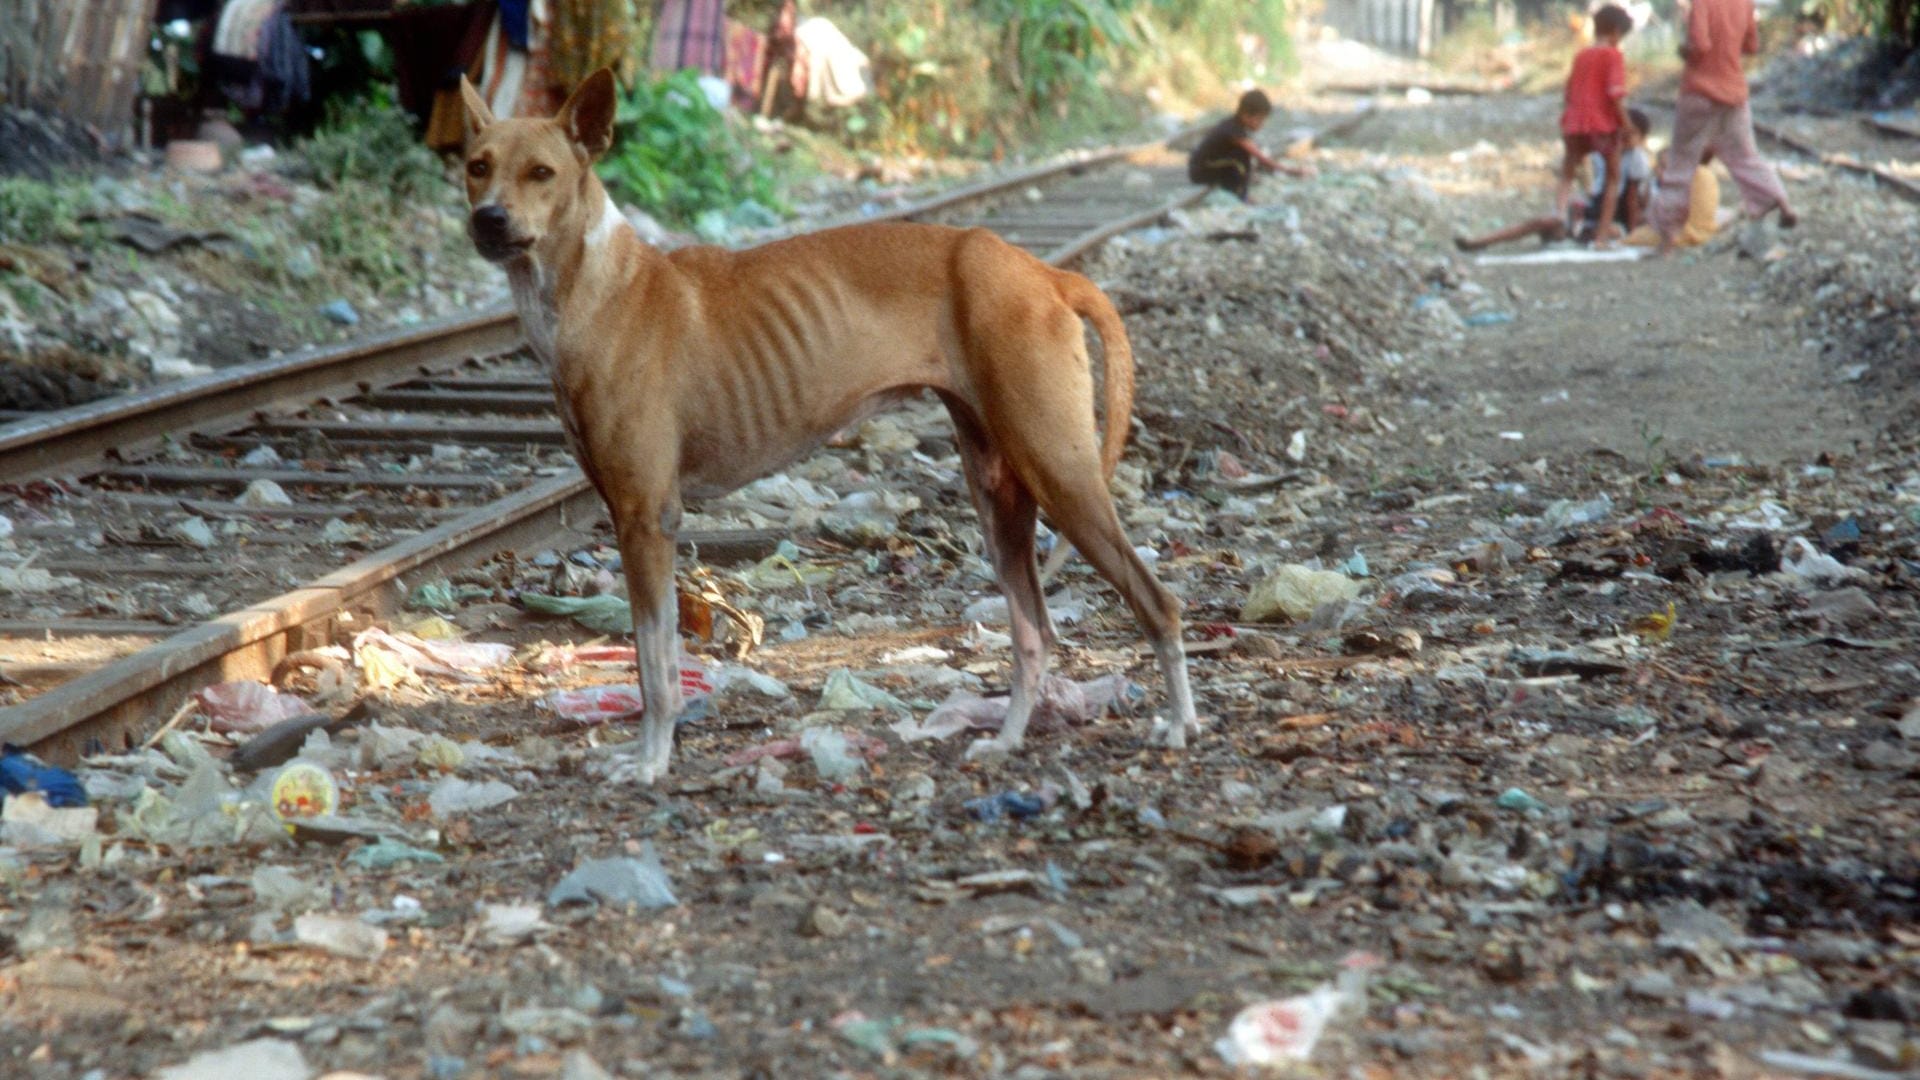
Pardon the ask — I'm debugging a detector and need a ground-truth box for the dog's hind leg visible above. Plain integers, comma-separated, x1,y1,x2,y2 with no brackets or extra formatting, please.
1035,464,1199,747
950,410,1054,759
976,384,1200,748
613,506,682,783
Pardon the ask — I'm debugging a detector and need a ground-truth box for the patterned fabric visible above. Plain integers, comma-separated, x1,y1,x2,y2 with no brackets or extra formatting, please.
551,0,639,90
475,0,561,119
725,19,763,109
211,0,310,113
214,0,276,61
649,0,728,77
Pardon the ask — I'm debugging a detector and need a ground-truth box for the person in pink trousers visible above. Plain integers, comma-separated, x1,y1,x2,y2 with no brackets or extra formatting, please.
1650,0,1797,254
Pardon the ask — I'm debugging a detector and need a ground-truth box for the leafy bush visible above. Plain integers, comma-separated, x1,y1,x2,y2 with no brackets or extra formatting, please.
296,97,445,201
1828,0,1920,46
978,0,1136,111
842,5,999,153
596,69,786,227
836,0,1291,156
297,181,423,291
1143,0,1291,79
0,177,97,246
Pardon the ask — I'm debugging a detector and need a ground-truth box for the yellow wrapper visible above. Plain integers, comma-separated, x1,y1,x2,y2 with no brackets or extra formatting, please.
271,762,339,820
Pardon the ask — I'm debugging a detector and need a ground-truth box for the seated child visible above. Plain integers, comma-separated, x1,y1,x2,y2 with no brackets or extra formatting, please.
1454,108,1653,252
1627,149,1737,248
1188,89,1311,201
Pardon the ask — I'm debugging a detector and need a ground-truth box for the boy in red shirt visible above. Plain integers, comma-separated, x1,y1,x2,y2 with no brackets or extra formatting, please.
1557,4,1635,248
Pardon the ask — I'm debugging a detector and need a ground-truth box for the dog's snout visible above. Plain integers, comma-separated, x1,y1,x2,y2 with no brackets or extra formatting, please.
470,204,510,238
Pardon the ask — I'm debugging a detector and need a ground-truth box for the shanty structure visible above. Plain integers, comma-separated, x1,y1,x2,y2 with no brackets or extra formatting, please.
1,0,158,144
1321,0,1442,56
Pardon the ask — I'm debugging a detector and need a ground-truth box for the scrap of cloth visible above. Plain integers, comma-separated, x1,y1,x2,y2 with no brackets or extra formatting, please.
724,18,764,109
550,0,639,90
471,0,560,120
795,16,870,107
214,0,276,61
211,0,311,113
650,0,729,77
384,1,496,118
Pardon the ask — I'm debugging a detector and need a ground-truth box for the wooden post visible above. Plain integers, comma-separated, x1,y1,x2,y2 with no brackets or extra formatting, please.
0,0,157,145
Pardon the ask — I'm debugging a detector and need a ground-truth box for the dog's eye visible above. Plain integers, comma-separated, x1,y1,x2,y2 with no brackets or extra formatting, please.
466,159,489,179
529,165,555,181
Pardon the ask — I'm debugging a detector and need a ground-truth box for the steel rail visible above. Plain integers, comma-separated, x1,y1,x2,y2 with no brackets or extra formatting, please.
1749,118,1920,206
2,473,601,759
1646,97,1920,207
0,306,521,484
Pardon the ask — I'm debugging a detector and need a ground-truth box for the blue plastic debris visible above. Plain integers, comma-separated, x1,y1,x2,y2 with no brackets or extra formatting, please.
963,790,1048,823
0,745,87,807
1822,517,1862,548
319,299,360,326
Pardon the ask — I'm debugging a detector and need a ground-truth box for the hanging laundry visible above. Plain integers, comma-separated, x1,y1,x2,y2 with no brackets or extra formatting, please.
550,0,639,91
795,16,870,109
724,18,764,111
210,0,311,114
466,0,561,122
649,0,728,79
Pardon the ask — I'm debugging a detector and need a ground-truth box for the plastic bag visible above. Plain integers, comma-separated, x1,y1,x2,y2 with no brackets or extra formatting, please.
536,656,717,723
193,681,313,734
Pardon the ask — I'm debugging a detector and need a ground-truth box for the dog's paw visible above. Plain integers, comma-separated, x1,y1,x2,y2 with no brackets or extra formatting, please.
964,735,1020,762
1148,714,1206,749
609,751,672,786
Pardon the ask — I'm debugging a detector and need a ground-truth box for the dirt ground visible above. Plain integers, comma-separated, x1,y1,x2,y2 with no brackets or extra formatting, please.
3,88,1920,1080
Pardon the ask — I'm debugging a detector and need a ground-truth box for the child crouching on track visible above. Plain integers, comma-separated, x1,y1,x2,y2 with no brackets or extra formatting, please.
1455,108,1653,252
1188,89,1313,201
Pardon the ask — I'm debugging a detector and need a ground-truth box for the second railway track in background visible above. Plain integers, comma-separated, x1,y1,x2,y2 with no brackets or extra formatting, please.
1645,96,1920,203
0,105,1374,761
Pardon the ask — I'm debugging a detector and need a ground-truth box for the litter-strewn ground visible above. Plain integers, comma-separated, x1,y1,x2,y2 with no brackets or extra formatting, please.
3,87,1920,1080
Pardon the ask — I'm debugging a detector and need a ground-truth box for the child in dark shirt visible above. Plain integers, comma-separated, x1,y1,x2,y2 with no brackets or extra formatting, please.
1188,89,1311,200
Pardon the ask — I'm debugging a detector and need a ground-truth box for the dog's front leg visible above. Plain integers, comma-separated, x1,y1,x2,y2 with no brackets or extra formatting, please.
613,499,682,784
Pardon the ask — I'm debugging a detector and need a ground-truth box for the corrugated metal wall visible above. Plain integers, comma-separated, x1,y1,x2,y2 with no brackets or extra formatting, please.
1,0,157,144
1324,0,1441,57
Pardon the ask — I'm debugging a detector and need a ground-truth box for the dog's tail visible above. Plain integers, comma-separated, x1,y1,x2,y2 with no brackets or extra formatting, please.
1038,270,1134,586
1052,269,1135,479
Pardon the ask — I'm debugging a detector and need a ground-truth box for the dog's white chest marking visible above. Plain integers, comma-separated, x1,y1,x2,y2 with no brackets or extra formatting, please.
507,261,588,459
585,192,627,250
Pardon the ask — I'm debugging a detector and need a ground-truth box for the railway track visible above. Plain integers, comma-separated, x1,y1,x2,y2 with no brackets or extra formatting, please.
1749,112,1920,204
1645,96,1920,204
0,105,1373,762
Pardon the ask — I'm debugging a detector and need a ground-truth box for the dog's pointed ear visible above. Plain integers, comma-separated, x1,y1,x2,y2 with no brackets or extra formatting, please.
459,75,495,144
557,68,617,160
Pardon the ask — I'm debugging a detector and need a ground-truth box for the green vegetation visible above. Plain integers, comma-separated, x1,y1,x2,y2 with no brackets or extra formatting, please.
1825,0,1919,47
0,177,101,246
296,97,446,201
596,69,787,229
837,0,1290,156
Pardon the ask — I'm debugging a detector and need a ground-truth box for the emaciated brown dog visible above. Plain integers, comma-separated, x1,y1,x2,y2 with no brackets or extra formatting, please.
458,69,1197,781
